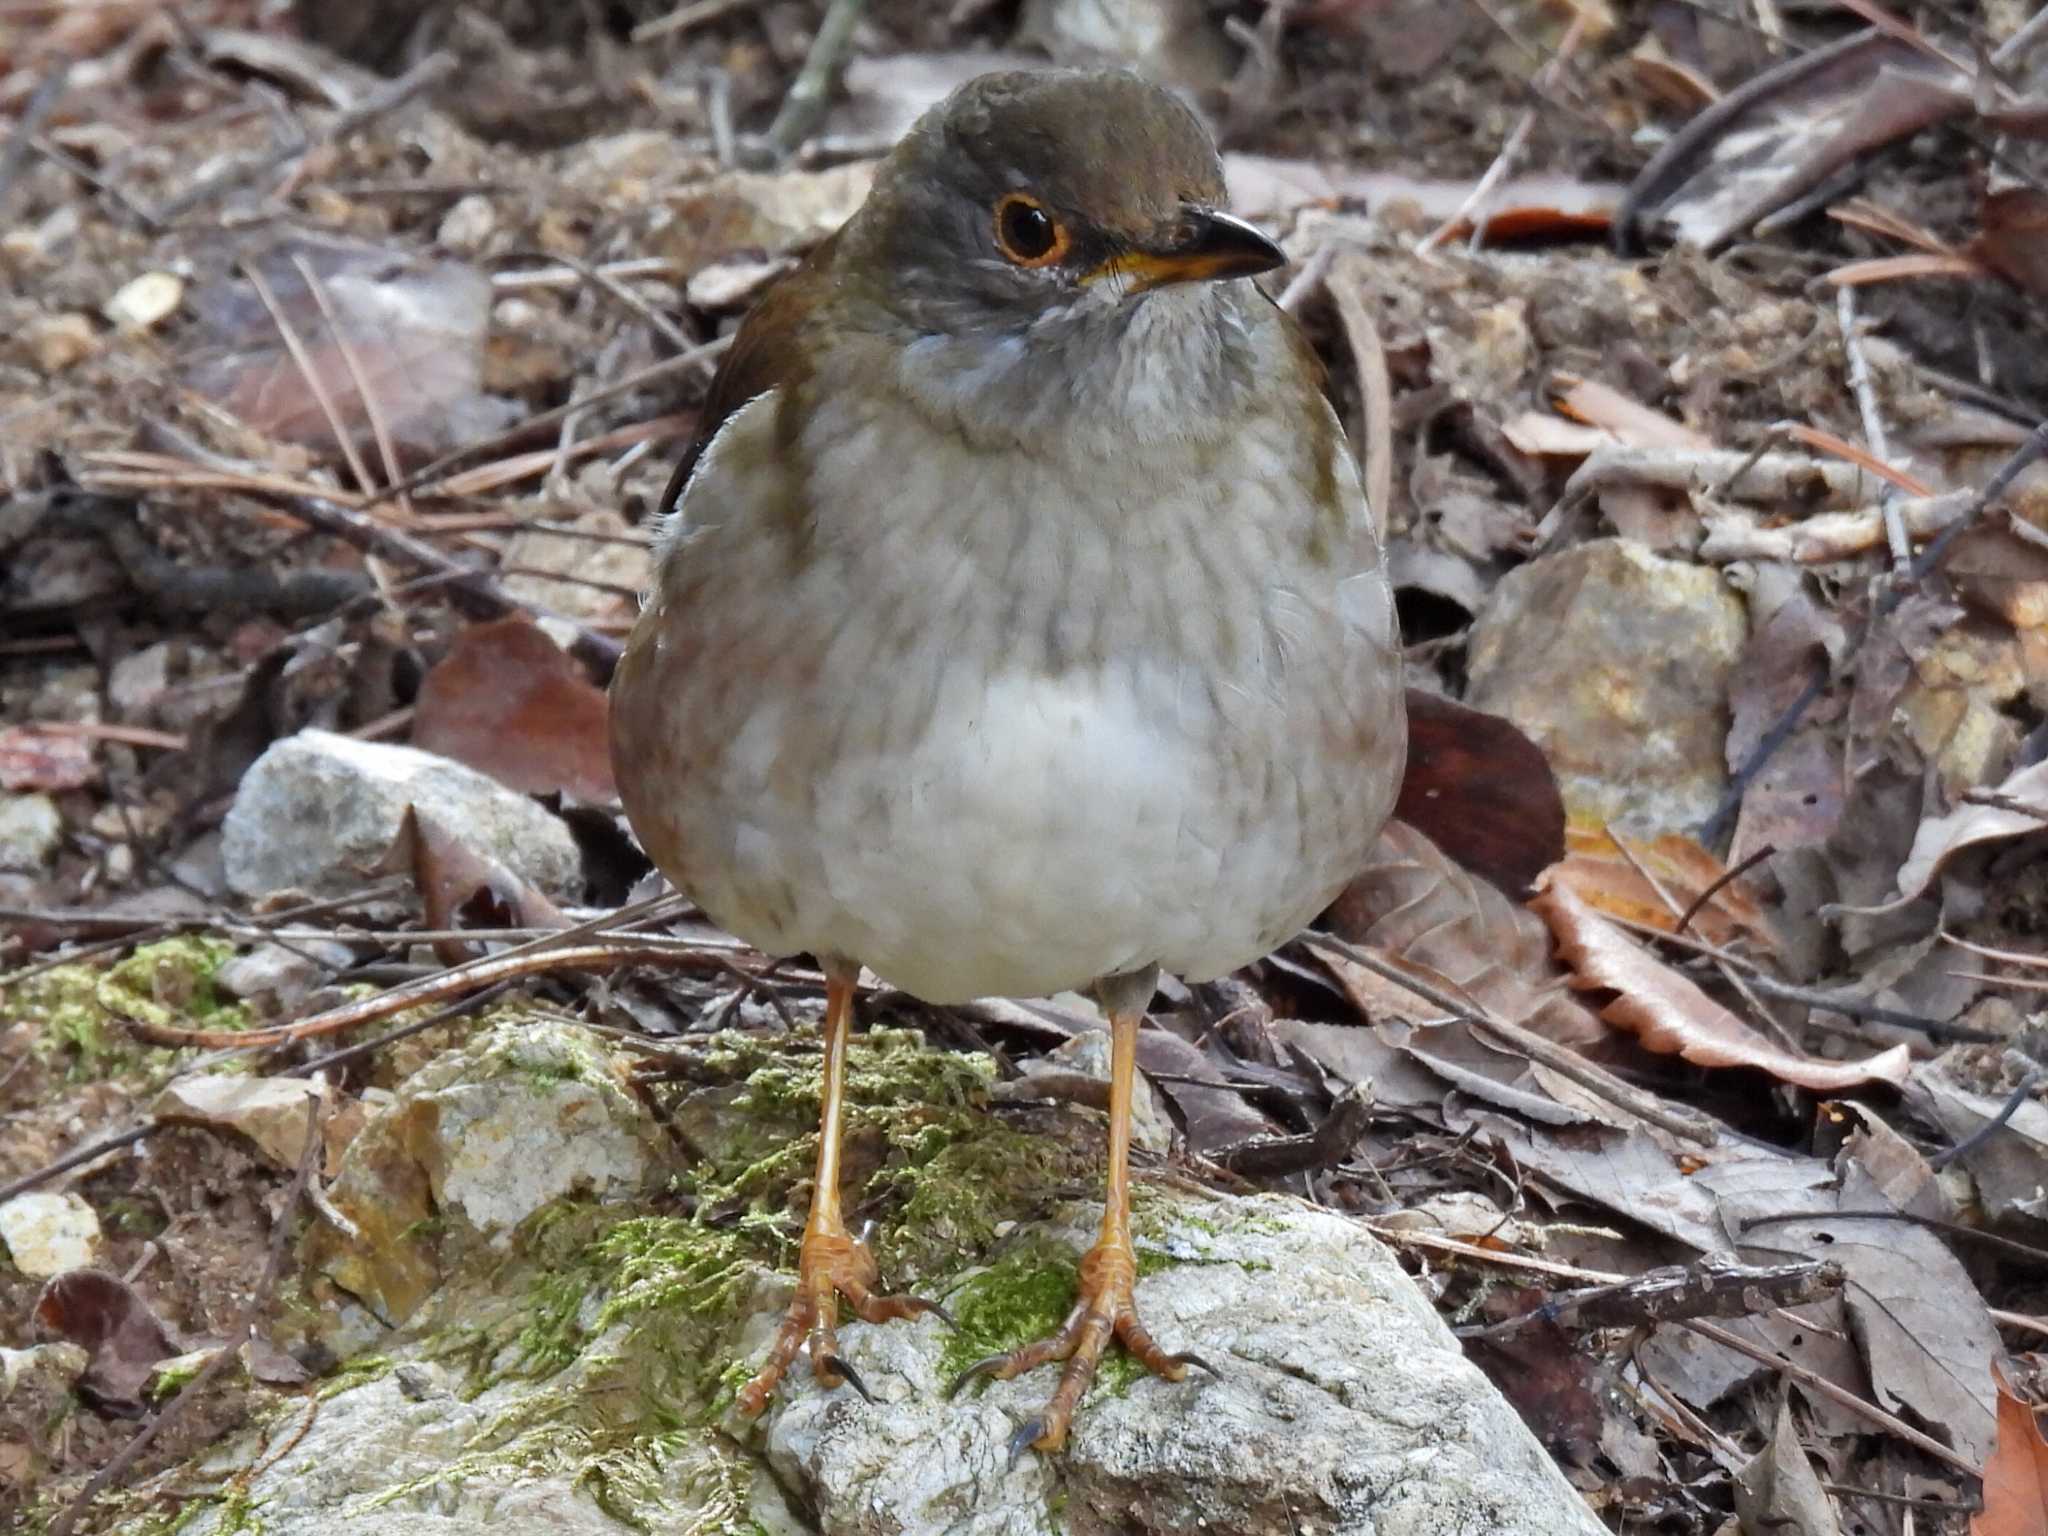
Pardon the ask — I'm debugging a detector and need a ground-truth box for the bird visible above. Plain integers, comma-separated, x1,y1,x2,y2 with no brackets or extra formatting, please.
609,66,1407,1455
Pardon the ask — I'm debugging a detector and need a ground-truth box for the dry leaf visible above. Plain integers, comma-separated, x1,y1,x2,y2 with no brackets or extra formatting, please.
1974,1358,2048,1536
411,617,616,803
181,240,507,460
1546,825,1779,953
33,1269,184,1415
1325,820,1606,1047
382,804,569,966
1393,690,1566,897
1972,189,2048,299
1530,877,1910,1090
1732,1396,1842,1536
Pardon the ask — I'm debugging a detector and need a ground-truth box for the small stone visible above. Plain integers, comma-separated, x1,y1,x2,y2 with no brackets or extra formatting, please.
1466,537,1745,832
213,941,351,1013
0,1191,102,1277
24,312,97,373
151,1076,323,1170
436,193,498,253
308,1020,660,1323
104,270,184,330
220,729,583,899
0,794,62,872
108,641,176,719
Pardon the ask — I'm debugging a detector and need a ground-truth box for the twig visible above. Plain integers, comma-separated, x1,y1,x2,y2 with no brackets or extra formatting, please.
1927,1067,2045,1170
1993,4,2048,68
122,894,696,1049
1837,286,1907,561
498,250,695,355
1417,6,1589,254
293,254,410,519
389,336,727,498
241,260,379,498
1681,1318,1978,1476
0,53,70,218
1675,843,1774,935
47,1099,323,1536
1307,934,1721,1144
631,0,758,42
763,0,866,159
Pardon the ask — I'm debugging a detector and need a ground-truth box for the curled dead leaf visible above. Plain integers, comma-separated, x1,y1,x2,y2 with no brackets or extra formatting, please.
1530,877,1910,1090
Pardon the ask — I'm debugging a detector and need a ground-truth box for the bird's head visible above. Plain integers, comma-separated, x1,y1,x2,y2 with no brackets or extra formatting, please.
829,70,1286,441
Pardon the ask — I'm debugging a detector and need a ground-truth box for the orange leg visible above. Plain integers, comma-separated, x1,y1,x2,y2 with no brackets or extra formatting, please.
950,1002,1211,1455
735,968,947,1417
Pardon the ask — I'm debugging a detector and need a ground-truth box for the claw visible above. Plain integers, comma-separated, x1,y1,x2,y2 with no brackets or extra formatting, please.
1007,1418,1045,1466
948,1353,1007,1399
822,1354,874,1404
1172,1351,1218,1376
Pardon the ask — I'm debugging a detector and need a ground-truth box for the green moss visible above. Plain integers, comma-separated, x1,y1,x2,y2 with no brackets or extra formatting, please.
938,1239,1150,1400
12,937,248,1081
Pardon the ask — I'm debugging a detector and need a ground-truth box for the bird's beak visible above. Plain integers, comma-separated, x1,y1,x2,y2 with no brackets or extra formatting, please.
1086,207,1287,294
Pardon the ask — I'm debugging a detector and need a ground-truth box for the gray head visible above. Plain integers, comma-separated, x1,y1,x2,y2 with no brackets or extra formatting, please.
829,71,1285,444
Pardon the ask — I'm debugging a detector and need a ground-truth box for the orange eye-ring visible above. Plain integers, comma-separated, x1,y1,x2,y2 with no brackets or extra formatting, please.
993,193,1070,268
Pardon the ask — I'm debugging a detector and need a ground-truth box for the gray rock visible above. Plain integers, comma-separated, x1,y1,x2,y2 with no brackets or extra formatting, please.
764,1196,1602,1536
221,729,581,899
1466,537,1745,832
308,1020,665,1323
130,1026,1601,1536
214,940,354,1012
0,792,62,872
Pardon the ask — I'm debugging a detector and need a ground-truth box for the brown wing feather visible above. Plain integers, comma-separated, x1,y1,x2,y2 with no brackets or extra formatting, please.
657,229,843,519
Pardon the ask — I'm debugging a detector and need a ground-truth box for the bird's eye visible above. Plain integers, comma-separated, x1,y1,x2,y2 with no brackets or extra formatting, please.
993,193,1069,268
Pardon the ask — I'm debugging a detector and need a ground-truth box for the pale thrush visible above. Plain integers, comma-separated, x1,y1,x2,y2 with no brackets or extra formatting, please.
610,67,1407,1454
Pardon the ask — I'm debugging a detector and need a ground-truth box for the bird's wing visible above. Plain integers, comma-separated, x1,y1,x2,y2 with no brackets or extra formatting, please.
656,228,844,519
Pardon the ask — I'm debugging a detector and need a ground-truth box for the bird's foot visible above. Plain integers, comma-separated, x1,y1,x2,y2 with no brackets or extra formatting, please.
735,1221,949,1417
949,1233,1213,1456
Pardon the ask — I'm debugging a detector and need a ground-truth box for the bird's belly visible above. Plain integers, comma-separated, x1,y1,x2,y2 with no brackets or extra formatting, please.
690,643,1387,1005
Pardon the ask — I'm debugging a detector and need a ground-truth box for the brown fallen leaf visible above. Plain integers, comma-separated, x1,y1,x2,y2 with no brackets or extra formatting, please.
1733,1396,1841,1536
1325,820,1606,1047
1530,877,1910,1090
1546,825,1779,954
411,616,616,803
382,804,569,966
34,1269,184,1416
1971,189,2048,300
1974,1357,2048,1536
1393,690,1567,897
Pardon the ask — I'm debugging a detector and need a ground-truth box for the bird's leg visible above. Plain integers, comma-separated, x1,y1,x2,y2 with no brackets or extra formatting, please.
735,966,948,1417
951,995,1211,1454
